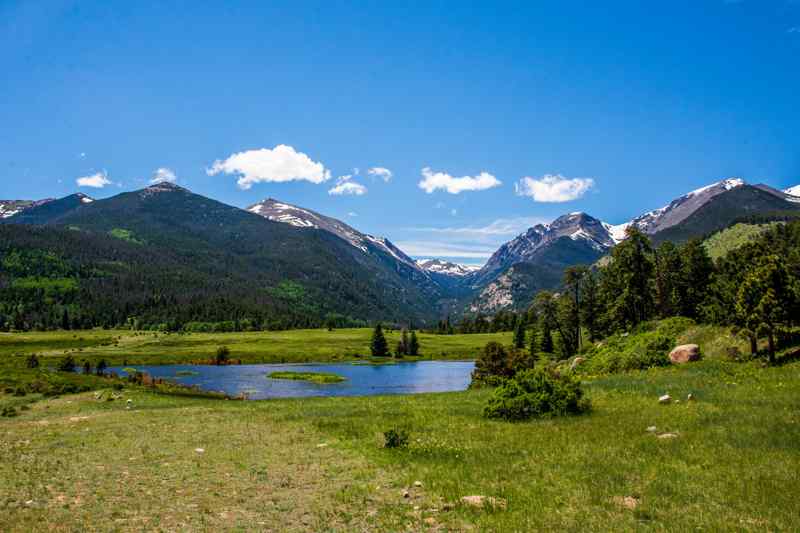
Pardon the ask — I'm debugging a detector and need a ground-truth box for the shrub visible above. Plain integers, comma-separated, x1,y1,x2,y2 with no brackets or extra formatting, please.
582,318,694,374
1,406,18,418
57,355,77,373
383,428,409,449
484,368,590,421
25,354,40,369
471,342,537,387
471,342,513,386
214,346,230,365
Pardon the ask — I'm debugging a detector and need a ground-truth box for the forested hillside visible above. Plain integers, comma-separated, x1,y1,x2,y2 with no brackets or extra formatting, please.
0,184,442,331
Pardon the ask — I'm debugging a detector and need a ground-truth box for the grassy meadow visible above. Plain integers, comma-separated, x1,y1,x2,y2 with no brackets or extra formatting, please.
1,359,798,531
0,328,512,368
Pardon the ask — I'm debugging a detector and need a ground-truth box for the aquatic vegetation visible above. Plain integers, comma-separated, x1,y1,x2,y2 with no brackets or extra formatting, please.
267,371,347,384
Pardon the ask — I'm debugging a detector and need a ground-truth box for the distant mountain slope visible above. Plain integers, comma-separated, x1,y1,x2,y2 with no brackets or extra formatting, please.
464,213,614,313
415,259,479,277
1,194,91,224
0,199,53,219
625,178,745,234
461,178,800,314
0,183,441,326
702,222,782,260
651,184,800,244
248,198,444,301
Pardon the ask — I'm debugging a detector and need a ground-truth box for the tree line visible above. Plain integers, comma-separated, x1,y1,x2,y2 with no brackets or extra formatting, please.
509,223,800,364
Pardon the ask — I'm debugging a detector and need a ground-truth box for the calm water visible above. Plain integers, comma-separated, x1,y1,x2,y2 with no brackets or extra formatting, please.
109,361,475,400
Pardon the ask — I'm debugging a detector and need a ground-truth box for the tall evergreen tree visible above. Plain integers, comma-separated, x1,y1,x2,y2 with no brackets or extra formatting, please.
580,269,603,342
513,321,526,350
602,227,655,329
408,330,420,356
370,323,390,357
679,239,714,319
735,255,798,363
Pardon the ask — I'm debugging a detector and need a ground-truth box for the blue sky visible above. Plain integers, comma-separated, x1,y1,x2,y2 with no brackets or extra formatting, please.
2,0,799,265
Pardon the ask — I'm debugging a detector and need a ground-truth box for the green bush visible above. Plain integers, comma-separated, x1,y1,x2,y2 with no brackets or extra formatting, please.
383,428,409,449
484,368,590,421
582,318,694,374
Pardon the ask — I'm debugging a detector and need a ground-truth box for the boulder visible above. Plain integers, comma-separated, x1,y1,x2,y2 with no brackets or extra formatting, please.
659,394,671,404
669,344,700,364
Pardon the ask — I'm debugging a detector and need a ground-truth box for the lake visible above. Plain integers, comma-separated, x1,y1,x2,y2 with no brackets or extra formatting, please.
109,360,475,399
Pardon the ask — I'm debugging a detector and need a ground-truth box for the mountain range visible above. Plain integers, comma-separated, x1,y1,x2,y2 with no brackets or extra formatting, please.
1,178,799,324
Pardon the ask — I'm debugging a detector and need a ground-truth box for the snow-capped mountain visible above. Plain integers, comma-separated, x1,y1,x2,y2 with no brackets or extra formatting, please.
786,184,800,198
247,198,419,268
416,259,480,277
622,178,745,235
0,199,53,219
473,212,615,286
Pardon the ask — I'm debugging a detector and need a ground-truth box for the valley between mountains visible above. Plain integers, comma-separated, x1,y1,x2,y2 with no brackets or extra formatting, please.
1,177,799,329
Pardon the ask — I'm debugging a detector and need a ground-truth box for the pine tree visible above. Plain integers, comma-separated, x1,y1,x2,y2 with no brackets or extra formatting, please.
370,323,390,357
528,322,538,362
736,255,797,364
96,359,107,376
513,321,526,350
540,321,554,354
602,226,655,329
408,331,420,356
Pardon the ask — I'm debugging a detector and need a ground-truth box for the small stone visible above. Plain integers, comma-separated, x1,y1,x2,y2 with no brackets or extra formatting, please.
646,426,657,433
316,443,328,448
687,393,695,401
402,490,410,499
413,481,423,488
659,394,671,404
126,399,132,404
613,496,639,510
195,448,205,453
413,505,420,511
460,495,507,510
658,432,679,439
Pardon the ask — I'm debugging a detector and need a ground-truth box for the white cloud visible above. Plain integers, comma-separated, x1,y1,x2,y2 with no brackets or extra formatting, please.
789,27,800,33
150,167,177,184
394,240,496,259
207,144,331,190
347,211,358,217
515,174,595,202
418,167,501,194
329,175,367,196
368,167,393,182
450,209,458,216
76,171,111,188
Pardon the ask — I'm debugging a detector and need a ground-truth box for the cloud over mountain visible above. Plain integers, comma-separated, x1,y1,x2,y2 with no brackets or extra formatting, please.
418,167,501,194
207,144,331,190
76,171,111,188
515,174,594,202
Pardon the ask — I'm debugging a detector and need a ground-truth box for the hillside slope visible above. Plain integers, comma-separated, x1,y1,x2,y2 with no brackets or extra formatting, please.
0,184,441,329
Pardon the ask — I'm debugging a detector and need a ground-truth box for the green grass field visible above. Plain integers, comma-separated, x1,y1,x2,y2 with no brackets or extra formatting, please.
1,359,798,531
0,328,512,367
